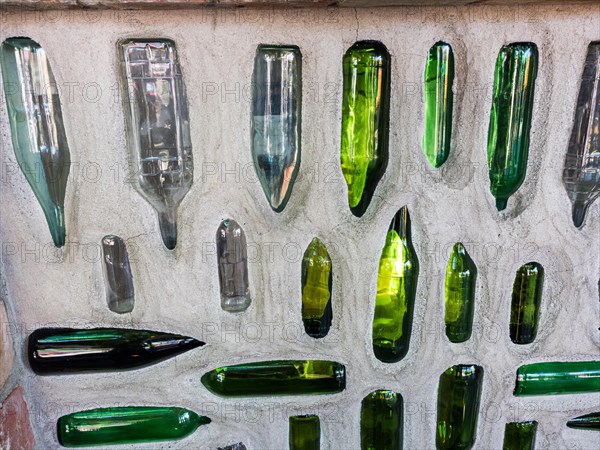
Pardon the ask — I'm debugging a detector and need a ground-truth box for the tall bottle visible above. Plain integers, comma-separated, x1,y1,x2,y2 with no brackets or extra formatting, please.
487,43,538,211
372,206,419,363
119,39,193,250
562,42,600,228
423,41,454,168
28,328,203,374
0,37,71,247
444,243,477,343
216,219,251,312
251,45,301,212
301,237,333,338
340,41,391,217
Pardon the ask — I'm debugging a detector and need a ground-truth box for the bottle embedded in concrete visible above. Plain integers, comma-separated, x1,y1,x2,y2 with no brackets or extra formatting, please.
251,44,301,212
503,421,538,450
372,206,419,363
216,219,251,312
289,415,320,450
436,364,484,450
514,360,600,396
487,42,538,211
340,40,391,217
562,41,600,228
360,390,403,450
423,41,454,168
510,262,544,344
101,235,135,314
566,412,600,430
28,328,203,374
57,406,210,447
301,237,333,338
444,243,477,343
201,360,346,397
0,37,71,247
119,39,193,250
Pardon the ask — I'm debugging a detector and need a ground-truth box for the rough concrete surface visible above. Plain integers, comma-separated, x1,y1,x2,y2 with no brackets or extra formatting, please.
0,3,599,449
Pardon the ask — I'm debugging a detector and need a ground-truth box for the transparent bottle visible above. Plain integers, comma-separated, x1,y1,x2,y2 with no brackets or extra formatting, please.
119,39,193,250
251,45,301,212
216,219,251,312
562,42,600,228
0,37,71,247
101,235,135,314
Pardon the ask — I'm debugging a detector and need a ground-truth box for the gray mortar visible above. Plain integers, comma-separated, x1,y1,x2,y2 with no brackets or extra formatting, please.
0,4,599,449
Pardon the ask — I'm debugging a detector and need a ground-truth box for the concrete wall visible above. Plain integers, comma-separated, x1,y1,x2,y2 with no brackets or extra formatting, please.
0,3,599,449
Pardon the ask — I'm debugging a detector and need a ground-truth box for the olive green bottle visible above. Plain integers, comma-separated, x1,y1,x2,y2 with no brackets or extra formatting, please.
361,390,403,450
503,421,538,450
301,238,333,338
436,364,484,450
510,262,544,344
340,40,390,217
487,43,538,210
372,207,419,363
444,243,477,343
289,415,320,450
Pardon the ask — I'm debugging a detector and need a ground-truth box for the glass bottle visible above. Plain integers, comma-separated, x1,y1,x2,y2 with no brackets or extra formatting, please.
289,415,320,450
372,206,419,363
251,45,301,212
101,235,135,314
510,262,544,345
444,243,477,343
340,40,391,217
0,37,71,247
360,390,403,450
119,39,193,250
301,237,333,338
487,43,538,211
216,219,251,312
562,42,600,228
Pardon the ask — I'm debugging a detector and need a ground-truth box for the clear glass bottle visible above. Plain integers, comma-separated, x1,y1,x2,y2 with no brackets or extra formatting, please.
119,39,193,250
562,42,600,228
251,45,301,212
216,219,251,312
101,235,135,314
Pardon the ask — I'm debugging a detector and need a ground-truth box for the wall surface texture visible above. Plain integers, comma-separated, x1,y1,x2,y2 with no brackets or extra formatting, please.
0,3,599,449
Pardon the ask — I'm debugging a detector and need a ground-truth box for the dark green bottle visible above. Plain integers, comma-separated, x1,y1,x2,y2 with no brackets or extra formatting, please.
510,262,544,344
360,390,403,450
340,40,390,217
301,237,333,338
423,41,454,168
201,360,346,397
28,328,203,374
289,415,320,450
372,207,419,363
503,421,538,450
567,412,600,430
57,406,210,447
436,364,484,450
487,42,538,210
444,243,477,343
514,360,600,396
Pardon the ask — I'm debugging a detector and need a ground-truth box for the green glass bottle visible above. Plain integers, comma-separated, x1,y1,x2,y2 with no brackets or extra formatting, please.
503,421,538,450
436,364,484,450
57,406,210,447
201,360,346,397
289,415,320,450
340,40,390,217
444,243,477,343
423,41,454,168
28,328,203,375
301,238,333,338
514,361,600,396
372,206,419,363
487,42,538,211
1,37,71,247
360,390,403,450
567,412,600,430
510,262,544,345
